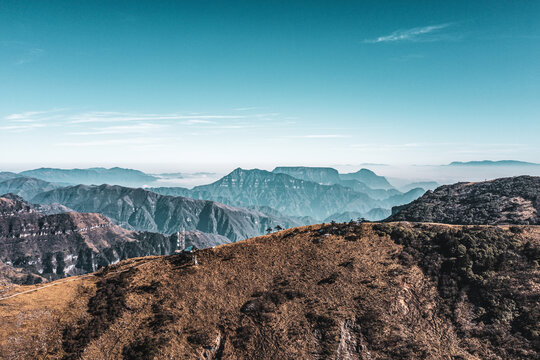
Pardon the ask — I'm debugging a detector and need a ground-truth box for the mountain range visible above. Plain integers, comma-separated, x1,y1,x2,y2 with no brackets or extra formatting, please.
149,168,424,221
30,184,307,241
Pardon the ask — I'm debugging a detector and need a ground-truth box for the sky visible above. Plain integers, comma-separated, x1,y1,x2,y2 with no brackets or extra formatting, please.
1,1,539,173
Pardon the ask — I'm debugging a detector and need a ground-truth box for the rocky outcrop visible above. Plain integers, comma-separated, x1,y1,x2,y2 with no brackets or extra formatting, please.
387,176,540,225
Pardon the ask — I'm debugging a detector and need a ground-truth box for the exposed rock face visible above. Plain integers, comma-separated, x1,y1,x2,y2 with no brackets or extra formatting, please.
19,167,158,187
273,166,341,185
31,184,305,241
0,176,61,200
4,222,538,359
0,195,180,284
387,176,540,225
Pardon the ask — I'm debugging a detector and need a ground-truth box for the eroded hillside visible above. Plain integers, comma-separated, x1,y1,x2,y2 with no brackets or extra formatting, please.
1,222,538,359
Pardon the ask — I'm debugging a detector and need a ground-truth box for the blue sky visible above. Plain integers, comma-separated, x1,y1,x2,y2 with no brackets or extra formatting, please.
1,1,539,172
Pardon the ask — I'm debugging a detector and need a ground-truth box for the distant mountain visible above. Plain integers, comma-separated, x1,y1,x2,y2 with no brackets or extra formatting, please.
448,160,539,166
337,179,401,200
381,187,426,209
273,166,398,193
0,176,61,200
190,168,380,220
19,167,158,186
339,168,394,189
146,186,193,197
148,169,423,220
0,171,21,182
273,166,340,185
387,176,540,225
31,184,306,241
399,181,439,192
323,207,391,223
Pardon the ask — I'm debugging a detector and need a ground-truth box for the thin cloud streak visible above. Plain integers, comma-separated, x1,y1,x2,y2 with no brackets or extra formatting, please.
286,134,350,139
365,23,454,43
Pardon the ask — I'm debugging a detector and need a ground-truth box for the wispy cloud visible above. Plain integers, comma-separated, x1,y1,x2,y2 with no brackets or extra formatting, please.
286,134,350,139
365,23,454,43
1,41,45,65
69,112,247,124
0,123,46,132
5,109,67,123
69,123,165,136
56,137,164,147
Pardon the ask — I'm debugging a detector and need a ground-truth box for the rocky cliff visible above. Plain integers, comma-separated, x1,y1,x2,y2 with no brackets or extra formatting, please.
387,176,540,225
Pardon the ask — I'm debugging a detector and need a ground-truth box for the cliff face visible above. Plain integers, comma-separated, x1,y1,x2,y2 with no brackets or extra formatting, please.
272,166,341,185
387,176,540,225
3,222,538,359
0,195,181,284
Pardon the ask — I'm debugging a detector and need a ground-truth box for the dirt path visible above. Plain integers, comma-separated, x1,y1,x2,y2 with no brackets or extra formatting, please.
0,257,161,301
0,273,95,301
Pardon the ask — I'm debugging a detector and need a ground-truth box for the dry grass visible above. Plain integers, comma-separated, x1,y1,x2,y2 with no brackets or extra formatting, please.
0,222,538,359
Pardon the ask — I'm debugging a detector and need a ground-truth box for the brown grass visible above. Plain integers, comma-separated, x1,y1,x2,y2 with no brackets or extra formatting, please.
0,222,537,359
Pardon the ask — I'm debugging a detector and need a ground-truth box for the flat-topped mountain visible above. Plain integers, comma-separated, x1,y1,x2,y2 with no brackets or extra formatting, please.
2,222,538,359
388,175,540,225
31,184,305,241
449,160,539,166
272,166,341,185
19,167,158,187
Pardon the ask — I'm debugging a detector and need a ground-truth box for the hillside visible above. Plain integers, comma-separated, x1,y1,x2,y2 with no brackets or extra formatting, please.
388,176,540,225
1,222,538,359
31,184,306,241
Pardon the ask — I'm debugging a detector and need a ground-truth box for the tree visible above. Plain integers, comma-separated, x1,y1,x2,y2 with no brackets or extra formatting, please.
275,225,283,232
266,227,273,234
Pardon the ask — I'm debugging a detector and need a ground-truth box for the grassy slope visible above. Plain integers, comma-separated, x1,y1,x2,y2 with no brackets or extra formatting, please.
0,223,538,359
